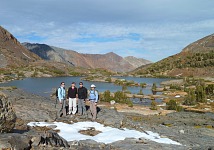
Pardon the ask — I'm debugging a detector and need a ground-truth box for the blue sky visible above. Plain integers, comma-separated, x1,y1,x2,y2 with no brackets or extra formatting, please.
1,0,214,62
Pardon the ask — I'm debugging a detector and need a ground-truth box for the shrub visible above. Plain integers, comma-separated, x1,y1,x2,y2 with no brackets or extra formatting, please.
137,89,144,95
183,89,196,106
195,84,206,103
101,90,113,102
152,83,157,91
169,84,182,90
150,100,157,110
122,85,128,92
114,91,133,107
105,77,112,83
166,99,183,112
140,83,146,88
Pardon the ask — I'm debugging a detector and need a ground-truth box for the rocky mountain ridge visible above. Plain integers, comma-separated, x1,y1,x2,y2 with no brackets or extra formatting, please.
23,43,152,72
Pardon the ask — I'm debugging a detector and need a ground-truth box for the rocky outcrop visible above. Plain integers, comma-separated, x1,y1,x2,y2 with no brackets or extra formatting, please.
0,129,69,149
1,89,57,123
0,92,16,133
29,128,70,148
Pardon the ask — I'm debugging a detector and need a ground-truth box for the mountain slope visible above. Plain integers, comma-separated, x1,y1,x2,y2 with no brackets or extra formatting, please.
0,26,41,67
182,34,214,53
23,43,152,72
133,34,214,77
124,56,152,68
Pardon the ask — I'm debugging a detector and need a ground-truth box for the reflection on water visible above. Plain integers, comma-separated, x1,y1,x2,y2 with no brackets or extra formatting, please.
132,98,163,106
0,76,170,105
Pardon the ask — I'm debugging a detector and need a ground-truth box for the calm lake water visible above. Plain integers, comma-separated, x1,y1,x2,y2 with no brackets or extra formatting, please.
0,76,170,105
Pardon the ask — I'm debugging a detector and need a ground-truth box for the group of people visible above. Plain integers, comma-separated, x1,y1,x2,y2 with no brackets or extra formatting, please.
57,81,98,121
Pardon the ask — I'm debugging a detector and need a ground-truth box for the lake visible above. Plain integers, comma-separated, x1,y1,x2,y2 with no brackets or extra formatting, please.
0,76,170,105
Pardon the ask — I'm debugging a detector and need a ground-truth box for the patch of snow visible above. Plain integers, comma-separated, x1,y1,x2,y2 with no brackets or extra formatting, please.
28,121,181,145
22,52,31,59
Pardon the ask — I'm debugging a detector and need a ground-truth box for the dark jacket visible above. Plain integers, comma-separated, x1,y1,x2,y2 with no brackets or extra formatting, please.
67,87,78,99
78,87,87,99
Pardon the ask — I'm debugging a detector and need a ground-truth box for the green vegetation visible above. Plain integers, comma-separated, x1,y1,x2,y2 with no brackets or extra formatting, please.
100,90,113,102
135,51,214,76
150,100,157,110
137,89,144,95
205,84,214,98
100,90,133,107
166,99,183,112
195,84,206,103
105,77,112,82
183,89,196,105
140,82,147,88
69,71,81,76
114,79,139,87
169,84,182,90
151,83,157,91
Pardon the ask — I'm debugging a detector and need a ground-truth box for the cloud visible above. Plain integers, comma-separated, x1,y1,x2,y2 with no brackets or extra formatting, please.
1,0,214,62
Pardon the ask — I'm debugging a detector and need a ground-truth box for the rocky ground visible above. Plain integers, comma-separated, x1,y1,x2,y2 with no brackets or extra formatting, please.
0,87,214,149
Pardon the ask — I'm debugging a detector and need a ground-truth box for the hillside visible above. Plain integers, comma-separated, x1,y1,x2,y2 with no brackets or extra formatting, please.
133,34,214,77
0,26,80,79
124,56,152,68
23,43,152,72
0,26,41,68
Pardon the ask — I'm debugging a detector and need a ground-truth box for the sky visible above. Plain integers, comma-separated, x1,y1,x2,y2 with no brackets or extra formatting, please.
1,0,214,62
28,121,181,145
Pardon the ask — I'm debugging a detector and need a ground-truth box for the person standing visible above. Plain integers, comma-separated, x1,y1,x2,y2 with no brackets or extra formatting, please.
77,82,87,116
67,82,78,115
88,84,98,121
57,82,66,117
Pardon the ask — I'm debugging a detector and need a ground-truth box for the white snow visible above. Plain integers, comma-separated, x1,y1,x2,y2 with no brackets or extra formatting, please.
27,121,181,145
22,52,31,59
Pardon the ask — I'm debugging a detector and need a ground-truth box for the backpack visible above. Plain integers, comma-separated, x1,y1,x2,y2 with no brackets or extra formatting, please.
56,87,61,98
89,90,99,101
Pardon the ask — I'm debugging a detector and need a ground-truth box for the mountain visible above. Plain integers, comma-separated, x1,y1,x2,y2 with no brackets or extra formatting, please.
0,26,78,78
133,34,214,77
0,26,41,68
23,43,152,72
182,34,214,53
124,56,152,68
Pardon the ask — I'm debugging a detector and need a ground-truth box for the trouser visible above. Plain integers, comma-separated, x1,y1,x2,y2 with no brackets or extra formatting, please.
78,99,86,115
90,101,97,120
57,99,66,117
69,98,77,115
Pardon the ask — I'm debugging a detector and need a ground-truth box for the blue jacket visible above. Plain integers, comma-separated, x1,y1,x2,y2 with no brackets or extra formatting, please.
58,86,65,101
89,90,98,103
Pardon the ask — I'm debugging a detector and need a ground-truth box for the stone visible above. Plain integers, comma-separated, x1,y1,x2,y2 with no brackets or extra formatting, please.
0,134,31,150
110,100,116,105
0,93,16,133
79,127,102,136
179,129,185,134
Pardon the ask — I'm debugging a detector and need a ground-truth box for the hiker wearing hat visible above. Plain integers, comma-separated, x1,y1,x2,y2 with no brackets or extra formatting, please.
88,84,98,121
67,82,78,115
